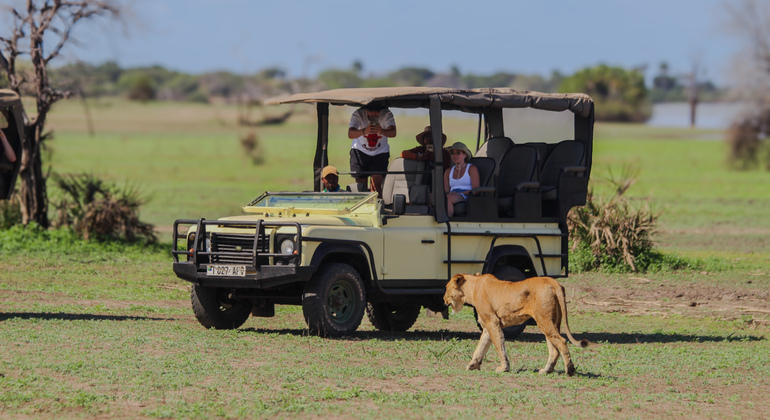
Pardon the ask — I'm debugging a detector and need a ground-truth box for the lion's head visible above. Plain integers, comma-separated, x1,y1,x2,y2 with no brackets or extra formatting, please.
443,274,467,313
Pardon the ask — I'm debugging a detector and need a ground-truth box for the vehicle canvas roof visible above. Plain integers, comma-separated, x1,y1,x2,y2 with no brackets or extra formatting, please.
266,87,593,118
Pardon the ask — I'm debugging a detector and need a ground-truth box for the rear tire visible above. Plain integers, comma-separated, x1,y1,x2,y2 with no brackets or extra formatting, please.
473,265,529,340
302,263,366,337
191,285,253,330
366,303,421,332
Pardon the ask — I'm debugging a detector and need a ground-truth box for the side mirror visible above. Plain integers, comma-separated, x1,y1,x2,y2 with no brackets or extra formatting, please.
393,194,406,215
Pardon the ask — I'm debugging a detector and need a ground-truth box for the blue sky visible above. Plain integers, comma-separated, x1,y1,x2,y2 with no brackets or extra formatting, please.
46,0,738,84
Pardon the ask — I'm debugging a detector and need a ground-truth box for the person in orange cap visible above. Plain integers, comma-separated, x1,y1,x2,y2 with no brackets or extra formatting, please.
321,165,342,192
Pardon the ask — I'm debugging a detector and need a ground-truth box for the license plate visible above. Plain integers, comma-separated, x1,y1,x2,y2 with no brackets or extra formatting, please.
207,265,246,277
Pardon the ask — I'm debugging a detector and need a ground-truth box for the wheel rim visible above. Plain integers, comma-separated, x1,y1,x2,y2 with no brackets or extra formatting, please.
327,280,356,323
216,288,238,312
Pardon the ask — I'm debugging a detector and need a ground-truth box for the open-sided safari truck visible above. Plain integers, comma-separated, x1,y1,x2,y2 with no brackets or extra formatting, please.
0,89,23,200
172,87,594,338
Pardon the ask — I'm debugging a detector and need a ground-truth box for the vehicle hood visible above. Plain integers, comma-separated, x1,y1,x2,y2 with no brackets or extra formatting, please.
217,214,374,228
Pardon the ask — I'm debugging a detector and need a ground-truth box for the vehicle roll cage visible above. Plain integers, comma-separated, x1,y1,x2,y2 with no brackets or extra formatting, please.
276,88,594,224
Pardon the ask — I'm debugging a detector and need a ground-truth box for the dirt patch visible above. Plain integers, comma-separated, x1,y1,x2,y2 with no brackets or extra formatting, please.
564,273,770,326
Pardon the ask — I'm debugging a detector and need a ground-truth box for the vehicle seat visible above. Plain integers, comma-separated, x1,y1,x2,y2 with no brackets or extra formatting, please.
476,137,513,182
452,157,495,217
539,140,585,200
497,145,539,217
382,157,430,213
346,183,370,193
468,157,495,190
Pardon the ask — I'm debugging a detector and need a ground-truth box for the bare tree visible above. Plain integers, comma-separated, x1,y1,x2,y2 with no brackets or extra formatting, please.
0,0,122,226
723,0,770,102
722,0,770,169
686,55,703,128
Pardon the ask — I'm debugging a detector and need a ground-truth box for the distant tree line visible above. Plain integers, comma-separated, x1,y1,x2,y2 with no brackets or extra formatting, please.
6,60,727,123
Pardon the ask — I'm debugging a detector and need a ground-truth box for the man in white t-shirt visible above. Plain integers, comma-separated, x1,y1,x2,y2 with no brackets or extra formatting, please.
348,104,397,197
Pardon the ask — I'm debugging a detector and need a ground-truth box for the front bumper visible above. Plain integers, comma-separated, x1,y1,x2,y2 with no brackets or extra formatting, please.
172,262,315,288
172,218,314,289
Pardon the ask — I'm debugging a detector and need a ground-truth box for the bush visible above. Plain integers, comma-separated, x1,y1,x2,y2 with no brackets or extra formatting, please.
0,193,22,229
0,222,167,258
240,131,265,165
567,167,682,273
726,111,770,170
51,173,156,244
568,192,658,272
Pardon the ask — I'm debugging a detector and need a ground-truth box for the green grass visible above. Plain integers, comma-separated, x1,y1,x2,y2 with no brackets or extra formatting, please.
1,285,767,418
0,99,767,418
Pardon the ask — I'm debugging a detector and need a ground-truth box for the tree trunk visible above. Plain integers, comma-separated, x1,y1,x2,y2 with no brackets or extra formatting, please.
18,124,48,227
689,98,698,128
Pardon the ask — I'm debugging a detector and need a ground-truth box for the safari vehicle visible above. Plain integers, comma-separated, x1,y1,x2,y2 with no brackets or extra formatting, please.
172,87,594,338
0,89,23,200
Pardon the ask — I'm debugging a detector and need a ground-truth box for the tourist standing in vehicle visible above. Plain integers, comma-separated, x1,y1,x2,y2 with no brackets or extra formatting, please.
321,165,342,192
401,126,451,171
0,129,16,163
444,142,479,217
348,104,397,198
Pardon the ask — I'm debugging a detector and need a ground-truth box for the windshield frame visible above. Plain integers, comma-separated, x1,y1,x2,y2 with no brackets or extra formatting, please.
243,191,379,215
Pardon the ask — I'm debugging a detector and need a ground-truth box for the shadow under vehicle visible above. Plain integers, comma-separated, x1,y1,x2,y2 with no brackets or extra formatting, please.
172,87,594,338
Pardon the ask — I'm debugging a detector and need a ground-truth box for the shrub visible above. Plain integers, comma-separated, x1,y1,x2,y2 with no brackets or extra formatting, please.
568,192,658,272
726,111,770,170
240,131,265,165
0,193,22,229
567,167,677,273
51,173,156,244
0,222,167,258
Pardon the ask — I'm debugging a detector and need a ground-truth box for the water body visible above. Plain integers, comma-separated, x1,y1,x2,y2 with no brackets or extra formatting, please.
647,102,749,129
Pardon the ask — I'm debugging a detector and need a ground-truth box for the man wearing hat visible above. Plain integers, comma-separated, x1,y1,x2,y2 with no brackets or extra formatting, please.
348,104,397,197
321,165,342,192
401,126,451,171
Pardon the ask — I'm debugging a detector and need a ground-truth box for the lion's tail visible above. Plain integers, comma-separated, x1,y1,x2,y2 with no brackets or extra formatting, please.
550,278,588,348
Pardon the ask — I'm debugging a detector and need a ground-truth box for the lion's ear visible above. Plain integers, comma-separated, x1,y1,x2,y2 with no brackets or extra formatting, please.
454,274,466,287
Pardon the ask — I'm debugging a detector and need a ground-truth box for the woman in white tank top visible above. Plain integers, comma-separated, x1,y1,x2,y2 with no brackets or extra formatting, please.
444,142,479,217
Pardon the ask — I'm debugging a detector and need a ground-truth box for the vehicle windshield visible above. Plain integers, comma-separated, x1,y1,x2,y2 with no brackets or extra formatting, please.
243,192,378,214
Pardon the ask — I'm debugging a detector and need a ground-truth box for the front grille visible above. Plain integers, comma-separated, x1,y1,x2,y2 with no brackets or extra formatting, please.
210,232,269,265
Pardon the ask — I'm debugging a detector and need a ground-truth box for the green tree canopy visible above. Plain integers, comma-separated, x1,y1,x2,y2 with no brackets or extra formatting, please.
317,69,362,89
559,64,650,122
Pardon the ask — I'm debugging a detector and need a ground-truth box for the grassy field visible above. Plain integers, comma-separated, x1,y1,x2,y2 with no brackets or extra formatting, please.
0,99,768,418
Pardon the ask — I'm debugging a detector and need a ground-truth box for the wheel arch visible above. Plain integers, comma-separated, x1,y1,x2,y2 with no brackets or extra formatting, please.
309,242,375,288
484,245,537,278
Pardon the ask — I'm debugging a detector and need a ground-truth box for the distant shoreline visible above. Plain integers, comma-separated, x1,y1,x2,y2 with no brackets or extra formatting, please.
647,102,748,129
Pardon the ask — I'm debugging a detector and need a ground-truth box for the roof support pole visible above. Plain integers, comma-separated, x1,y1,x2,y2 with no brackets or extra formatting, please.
429,95,449,223
313,103,329,192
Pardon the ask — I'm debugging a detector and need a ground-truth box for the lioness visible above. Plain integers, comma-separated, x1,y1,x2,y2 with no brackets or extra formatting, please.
443,273,588,375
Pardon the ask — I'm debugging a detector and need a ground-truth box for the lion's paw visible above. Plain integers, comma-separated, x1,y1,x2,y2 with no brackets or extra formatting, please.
567,363,575,377
495,365,510,373
538,368,552,375
466,361,481,371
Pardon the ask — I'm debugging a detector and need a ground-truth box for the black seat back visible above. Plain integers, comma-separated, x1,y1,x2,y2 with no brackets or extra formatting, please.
468,157,495,188
540,141,585,188
498,145,538,198
477,137,513,182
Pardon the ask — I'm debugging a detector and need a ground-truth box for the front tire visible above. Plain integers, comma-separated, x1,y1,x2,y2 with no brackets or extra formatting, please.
302,263,366,337
191,285,253,330
366,303,421,332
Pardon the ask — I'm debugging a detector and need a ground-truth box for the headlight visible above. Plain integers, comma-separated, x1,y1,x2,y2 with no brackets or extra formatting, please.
280,238,296,254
